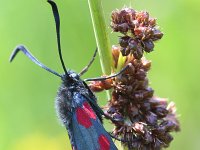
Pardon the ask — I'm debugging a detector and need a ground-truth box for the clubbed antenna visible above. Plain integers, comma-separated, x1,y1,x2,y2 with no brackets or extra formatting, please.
10,45,62,78
48,0,68,75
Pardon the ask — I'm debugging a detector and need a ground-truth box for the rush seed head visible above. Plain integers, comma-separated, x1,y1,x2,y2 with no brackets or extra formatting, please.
89,47,180,150
111,8,163,59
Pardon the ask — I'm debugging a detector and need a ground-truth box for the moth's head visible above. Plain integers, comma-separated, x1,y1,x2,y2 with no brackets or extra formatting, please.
61,70,80,83
68,70,80,80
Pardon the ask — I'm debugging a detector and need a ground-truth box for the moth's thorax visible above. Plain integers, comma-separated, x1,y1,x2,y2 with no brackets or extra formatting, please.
55,70,90,126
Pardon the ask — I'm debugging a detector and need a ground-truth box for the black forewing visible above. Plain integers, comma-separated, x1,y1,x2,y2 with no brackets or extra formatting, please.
82,81,103,122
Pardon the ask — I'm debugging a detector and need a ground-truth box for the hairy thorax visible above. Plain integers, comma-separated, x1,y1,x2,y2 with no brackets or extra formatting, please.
55,71,91,126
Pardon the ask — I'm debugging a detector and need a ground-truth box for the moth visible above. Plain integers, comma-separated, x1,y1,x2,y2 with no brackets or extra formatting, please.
10,1,129,149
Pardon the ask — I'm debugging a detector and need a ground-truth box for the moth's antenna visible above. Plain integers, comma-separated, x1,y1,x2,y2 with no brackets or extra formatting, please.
84,63,132,81
48,0,68,75
79,48,98,76
10,45,62,78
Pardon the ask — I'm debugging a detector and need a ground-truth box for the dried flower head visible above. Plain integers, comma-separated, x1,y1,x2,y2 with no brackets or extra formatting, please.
89,46,180,150
111,8,163,59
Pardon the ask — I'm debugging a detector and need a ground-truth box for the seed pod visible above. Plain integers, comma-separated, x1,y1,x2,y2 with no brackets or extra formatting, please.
119,36,130,47
145,112,157,125
135,11,149,24
152,29,163,41
154,106,168,118
149,18,156,27
132,47,143,59
118,23,129,33
142,40,154,53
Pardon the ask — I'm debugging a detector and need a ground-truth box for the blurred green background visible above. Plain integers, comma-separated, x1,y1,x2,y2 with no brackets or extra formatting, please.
0,0,199,149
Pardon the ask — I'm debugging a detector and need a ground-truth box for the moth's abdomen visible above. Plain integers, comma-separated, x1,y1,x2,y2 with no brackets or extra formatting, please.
55,84,72,126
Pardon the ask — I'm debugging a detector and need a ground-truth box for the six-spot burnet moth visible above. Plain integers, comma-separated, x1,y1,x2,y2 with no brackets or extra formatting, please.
9,0,131,149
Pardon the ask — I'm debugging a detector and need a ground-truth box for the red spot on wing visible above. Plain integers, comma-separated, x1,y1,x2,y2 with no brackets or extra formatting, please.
83,102,96,120
76,102,97,128
98,134,110,150
76,107,92,128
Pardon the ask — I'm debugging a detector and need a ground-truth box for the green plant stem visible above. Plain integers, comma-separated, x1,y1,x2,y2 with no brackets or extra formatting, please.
87,0,113,75
88,1,128,149
88,0,114,99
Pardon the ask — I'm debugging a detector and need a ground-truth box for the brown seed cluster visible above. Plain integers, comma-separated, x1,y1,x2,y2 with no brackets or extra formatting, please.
111,8,163,59
89,47,180,150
